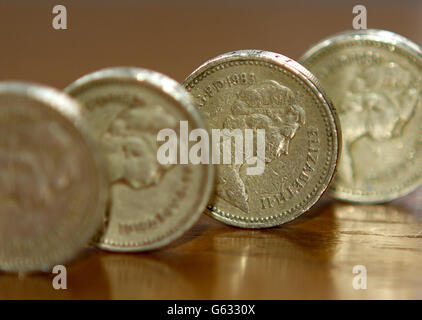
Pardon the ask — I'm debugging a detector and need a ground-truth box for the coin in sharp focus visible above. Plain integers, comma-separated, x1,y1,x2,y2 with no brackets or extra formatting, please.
0,82,106,273
65,67,214,251
300,29,422,203
183,50,341,228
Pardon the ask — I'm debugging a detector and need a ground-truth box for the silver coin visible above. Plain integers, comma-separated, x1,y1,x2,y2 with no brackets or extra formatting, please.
65,67,214,251
0,82,107,272
183,50,341,228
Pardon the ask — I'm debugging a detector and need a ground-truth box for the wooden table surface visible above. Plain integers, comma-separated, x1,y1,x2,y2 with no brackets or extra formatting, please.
1,193,421,300
0,0,422,300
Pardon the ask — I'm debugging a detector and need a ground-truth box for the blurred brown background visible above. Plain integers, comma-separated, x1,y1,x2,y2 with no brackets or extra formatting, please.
1,0,422,300
1,0,421,88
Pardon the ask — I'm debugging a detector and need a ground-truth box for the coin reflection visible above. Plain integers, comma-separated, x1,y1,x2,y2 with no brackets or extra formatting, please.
318,201,421,299
201,205,338,299
1,202,420,299
331,201,421,224
99,253,197,299
191,201,422,299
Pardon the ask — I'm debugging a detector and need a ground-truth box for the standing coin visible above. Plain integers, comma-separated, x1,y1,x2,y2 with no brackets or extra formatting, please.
300,29,422,203
0,82,106,273
183,50,341,228
65,67,214,251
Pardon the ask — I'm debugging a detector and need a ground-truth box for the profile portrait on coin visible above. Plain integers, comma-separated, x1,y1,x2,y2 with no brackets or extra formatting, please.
66,68,214,251
338,62,420,184
101,103,178,190
216,80,306,213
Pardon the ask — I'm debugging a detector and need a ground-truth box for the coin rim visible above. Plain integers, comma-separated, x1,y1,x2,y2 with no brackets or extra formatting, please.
300,29,422,203
183,50,341,228
65,67,215,251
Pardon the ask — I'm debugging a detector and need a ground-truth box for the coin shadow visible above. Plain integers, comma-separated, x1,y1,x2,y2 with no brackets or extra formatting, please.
269,198,339,260
162,211,219,250
391,186,422,219
274,196,422,255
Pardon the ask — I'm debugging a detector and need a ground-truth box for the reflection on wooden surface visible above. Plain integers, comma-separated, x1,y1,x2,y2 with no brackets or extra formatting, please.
1,195,421,299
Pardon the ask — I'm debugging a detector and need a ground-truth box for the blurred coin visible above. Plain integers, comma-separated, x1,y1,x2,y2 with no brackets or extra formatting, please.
0,82,106,272
183,50,340,228
300,29,422,203
65,67,214,251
